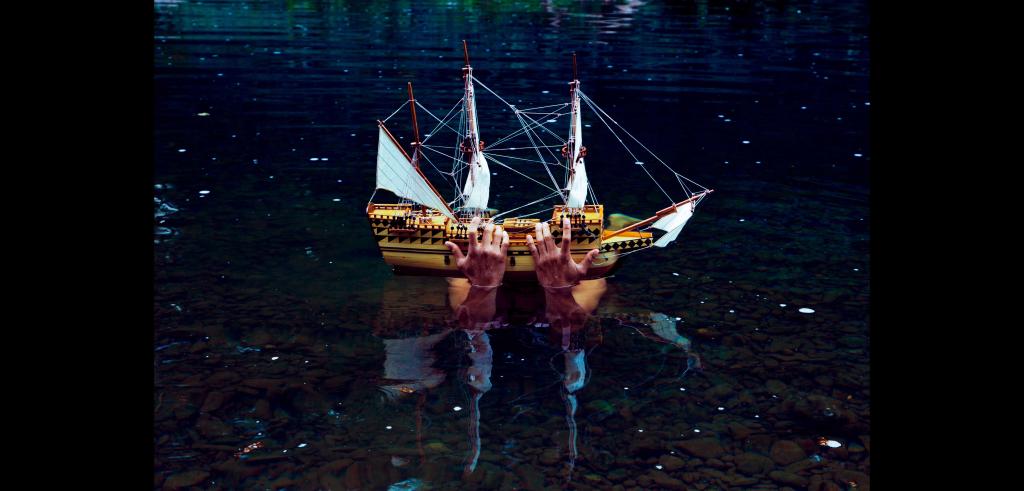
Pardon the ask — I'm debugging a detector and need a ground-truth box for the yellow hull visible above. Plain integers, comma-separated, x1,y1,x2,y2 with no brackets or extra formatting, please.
367,203,654,281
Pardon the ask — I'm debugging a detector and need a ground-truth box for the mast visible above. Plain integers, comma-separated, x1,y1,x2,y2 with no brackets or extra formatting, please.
407,82,421,167
565,51,589,209
459,40,491,211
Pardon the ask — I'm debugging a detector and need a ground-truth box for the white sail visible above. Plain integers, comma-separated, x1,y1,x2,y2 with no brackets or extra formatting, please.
461,71,490,210
651,203,694,247
375,126,457,221
566,87,588,208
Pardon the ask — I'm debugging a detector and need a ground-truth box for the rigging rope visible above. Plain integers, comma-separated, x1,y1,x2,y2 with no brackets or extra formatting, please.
578,90,709,192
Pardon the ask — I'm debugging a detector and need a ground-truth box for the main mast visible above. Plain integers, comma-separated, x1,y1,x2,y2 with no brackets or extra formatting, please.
459,40,491,211
565,52,589,209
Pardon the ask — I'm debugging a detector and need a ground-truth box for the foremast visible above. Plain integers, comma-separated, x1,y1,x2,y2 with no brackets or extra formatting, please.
565,52,589,209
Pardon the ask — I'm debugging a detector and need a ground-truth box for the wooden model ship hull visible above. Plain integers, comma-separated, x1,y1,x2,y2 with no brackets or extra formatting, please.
367,203,654,281
365,44,711,282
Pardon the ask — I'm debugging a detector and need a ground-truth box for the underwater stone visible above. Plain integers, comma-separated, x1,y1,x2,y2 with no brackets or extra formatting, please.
770,440,807,465
770,470,809,487
659,455,686,471
734,452,775,476
163,471,209,490
675,438,725,459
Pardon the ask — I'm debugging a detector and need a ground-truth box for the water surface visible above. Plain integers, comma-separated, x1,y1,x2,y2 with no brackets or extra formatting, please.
154,1,870,489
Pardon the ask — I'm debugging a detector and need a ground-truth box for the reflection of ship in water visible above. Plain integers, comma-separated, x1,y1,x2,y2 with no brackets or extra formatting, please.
370,277,701,485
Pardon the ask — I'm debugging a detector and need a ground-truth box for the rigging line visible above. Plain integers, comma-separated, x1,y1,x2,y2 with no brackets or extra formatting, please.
486,107,567,148
515,111,565,198
518,111,570,144
417,150,461,191
579,91,709,191
517,112,568,166
485,155,562,194
516,102,570,112
491,191,562,220
483,152,554,165
418,146,461,174
484,145,564,152
417,100,463,141
469,75,516,110
382,100,408,123
578,95,676,206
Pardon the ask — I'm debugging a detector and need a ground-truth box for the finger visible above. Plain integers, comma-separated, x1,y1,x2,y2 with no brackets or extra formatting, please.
482,221,495,249
445,241,465,264
526,234,539,256
467,217,481,254
492,225,503,247
577,249,599,276
500,230,510,255
542,222,556,253
534,223,546,254
561,217,571,255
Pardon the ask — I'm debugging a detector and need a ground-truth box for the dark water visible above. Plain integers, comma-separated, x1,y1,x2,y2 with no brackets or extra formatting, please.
154,1,869,489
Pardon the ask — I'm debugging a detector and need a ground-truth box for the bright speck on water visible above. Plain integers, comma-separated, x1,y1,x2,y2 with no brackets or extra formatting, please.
717,407,724,411
739,219,745,222
742,140,750,144
799,308,815,313
801,106,807,110
298,443,307,448
178,148,186,152
332,198,341,202
198,190,210,195
655,465,663,470
694,429,701,433
386,426,392,430
271,356,279,360
853,153,863,157
453,406,462,412
197,112,210,117
780,303,787,307
310,157,319,161
673,272,679,276
824,440,842,448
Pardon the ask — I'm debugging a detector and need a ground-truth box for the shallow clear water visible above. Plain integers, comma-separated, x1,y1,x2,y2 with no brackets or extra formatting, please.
154,1,869,489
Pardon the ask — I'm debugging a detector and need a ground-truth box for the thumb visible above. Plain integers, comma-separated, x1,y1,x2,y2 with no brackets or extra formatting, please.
577,249,599,276
445,241,465,264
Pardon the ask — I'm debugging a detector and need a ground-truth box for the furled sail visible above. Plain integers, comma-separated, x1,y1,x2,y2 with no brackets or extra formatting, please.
566,84,588,208
461,70,491,210
375,126,457,221
650,202,694,247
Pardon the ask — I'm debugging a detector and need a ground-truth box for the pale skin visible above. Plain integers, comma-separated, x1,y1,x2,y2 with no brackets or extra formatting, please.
526,217,600,288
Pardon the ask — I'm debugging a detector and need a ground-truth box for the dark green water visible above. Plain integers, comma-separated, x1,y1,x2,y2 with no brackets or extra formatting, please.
154,1,869,489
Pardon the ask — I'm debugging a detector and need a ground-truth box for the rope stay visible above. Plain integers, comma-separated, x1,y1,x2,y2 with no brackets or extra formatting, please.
578,90,709,193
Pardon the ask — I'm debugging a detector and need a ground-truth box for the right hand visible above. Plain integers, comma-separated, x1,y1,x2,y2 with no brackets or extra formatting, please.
526,217,599,288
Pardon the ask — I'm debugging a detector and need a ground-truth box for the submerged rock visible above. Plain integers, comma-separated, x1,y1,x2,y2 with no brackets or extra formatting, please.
675,438,725,459
163,470,209,490
734,452,775,476
770,440,807,465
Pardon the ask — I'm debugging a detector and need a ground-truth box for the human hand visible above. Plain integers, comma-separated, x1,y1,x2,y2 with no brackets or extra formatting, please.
445,216,509,287
526,217,599,288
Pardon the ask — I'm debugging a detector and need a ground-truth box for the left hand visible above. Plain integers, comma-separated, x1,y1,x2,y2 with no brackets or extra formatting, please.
445,216,509,287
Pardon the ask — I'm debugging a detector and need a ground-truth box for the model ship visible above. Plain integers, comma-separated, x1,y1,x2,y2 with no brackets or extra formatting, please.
367,42,712,281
